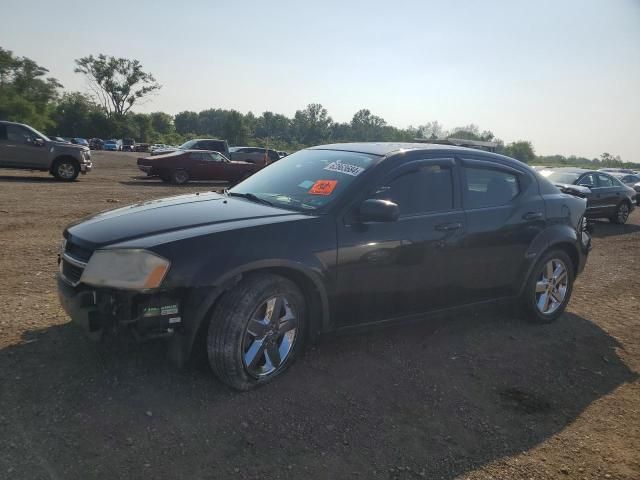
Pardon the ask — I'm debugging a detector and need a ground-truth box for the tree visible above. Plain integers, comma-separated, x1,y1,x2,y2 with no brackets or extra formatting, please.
74,54,161,117
0,47,61,131
51,92,102,137
149,111,174,135
255,111,291,140
415,121,445,140
291,103,332,144
350,109,388,141
504,140,535,163
174,111,199,135
222,110,247,145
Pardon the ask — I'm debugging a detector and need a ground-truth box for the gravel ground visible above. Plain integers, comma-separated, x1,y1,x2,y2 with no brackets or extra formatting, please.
0,152,638,479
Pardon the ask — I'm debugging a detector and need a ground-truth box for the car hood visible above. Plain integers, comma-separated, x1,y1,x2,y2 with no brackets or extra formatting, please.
51,140,86,151
65,191,301,249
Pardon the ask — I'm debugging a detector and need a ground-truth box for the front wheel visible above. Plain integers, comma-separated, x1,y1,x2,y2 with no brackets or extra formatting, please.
611,201,630,224
52,158,79,181
520,249,574,323
207,273,306,390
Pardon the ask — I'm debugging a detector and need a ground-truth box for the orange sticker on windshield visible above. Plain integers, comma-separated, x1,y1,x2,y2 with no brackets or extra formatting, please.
309,179,338,195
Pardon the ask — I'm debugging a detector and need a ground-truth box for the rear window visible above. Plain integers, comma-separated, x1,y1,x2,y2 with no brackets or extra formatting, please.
463,167,519,208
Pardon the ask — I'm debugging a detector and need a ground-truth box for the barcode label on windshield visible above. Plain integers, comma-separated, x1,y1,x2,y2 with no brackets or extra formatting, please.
324,161,365,177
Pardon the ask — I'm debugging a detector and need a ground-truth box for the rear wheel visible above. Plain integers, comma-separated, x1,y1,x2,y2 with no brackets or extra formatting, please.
171,169,189,185
520,249,574,323
52,158,79,181
207,273,306,390
611,201,630,224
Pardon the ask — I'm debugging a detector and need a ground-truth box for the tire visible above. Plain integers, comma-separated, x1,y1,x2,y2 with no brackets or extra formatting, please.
520,249,574,323
207,273,306,391
52,158,80,181
171,169,189,185
610,201,631,224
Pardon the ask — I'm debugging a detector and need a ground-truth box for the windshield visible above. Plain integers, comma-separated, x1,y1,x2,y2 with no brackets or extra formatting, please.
540,170,580,184
229,149,378,212
179,140,198,149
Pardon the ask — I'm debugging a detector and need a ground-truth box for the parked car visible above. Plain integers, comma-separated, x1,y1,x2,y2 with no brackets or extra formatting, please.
122,138,136,152
0,121,92,180
89,138,104,150
540,167,636,223
134,143,150,153
150,143,167,152
103,139,122,151
229,146,281,166
151,138,230,157
137,149,260,184
71,138,89,147
612,173,640,205
58,143,591,390
599,168,636,174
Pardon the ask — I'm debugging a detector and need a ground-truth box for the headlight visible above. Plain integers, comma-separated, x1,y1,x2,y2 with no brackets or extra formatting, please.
81,249,170,290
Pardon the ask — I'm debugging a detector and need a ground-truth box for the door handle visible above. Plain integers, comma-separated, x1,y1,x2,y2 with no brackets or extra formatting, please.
435,222,462,231
522,212,543,221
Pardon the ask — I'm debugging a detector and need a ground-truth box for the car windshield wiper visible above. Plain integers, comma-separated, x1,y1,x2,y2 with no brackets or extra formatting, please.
225,191,273,206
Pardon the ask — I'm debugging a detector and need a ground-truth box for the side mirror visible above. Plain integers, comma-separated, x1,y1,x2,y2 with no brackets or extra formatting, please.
34,138,45,147
359,199,400,223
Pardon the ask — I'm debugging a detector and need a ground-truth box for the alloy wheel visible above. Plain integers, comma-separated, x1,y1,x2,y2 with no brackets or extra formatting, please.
242,295,297,377
535,258,568,315
618,203,630,223
57,163,76,179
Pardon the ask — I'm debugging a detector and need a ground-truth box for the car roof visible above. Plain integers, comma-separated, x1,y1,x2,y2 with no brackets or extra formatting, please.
309,142,489,157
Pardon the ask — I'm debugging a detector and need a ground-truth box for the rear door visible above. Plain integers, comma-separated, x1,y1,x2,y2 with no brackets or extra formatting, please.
457,158,546,302
595,173,622,216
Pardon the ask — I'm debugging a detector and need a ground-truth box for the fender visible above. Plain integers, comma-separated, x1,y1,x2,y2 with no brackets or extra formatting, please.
516,223,579,296
168,259,331,367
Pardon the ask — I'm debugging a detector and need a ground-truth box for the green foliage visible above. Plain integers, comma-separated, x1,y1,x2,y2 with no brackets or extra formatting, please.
0,47,61,131
74,54,161,117
503,140,536,164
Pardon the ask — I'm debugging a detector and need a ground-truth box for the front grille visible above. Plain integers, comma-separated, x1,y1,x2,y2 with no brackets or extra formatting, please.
60,239,93,285
61,259,84,284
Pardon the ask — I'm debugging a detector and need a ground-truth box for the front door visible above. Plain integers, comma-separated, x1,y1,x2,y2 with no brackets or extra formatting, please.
0,124,48,168
334,158,464,326
190,151,227,180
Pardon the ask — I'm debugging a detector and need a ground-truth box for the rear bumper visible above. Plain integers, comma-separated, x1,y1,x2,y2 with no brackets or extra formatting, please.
138,165,153,174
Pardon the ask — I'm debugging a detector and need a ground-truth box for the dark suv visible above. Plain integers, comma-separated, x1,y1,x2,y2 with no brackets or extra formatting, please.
57,143,591,390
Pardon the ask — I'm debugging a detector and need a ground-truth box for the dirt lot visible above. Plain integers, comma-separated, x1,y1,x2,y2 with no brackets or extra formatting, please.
0,151,638,479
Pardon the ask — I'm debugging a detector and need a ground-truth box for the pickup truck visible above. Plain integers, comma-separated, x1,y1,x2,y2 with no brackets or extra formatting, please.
0,121,92,181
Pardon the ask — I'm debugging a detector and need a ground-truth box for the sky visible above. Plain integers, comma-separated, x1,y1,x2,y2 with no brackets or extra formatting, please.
1,0,639,161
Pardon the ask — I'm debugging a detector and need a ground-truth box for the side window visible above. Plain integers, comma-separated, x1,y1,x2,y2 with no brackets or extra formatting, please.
6,125,28,143
597,174,614,187
206,152,223,162
373,164,454,216
463,167,520,209
190,152,206,161
577,173,597,187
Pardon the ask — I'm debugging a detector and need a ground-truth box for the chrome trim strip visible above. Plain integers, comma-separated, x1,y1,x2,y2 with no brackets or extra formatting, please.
62,252,87,268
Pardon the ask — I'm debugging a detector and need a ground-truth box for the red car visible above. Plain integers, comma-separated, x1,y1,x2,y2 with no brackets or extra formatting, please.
137,150,260,185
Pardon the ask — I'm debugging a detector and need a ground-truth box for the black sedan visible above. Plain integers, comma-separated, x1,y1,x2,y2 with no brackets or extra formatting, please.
57,143,591,390
540,167,636,224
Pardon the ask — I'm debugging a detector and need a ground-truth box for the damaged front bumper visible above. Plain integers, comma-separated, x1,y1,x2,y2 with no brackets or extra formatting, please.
57,275,184,342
